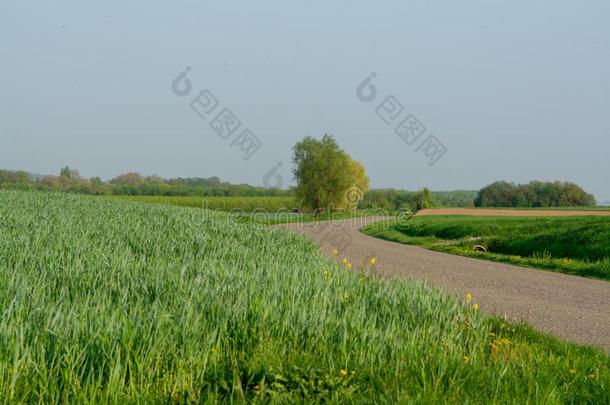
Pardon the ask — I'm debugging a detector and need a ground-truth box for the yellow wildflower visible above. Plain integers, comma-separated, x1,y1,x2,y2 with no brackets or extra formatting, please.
346,263,352,270
463,355,470,361
339,369,348,376
342,258,348,264
473,303,479,312
465,293,472,303
370,257,376,265
332,248,338,256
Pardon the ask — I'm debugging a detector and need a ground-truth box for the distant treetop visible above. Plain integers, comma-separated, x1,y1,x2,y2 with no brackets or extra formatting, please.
474,180,596,208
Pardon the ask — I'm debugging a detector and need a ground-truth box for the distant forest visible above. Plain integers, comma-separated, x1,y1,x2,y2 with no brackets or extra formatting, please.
0,168,290,197
474,181,596,208
0,168,597,208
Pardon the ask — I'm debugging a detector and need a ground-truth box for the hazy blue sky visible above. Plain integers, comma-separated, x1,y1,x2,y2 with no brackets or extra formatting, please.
2,1,609,200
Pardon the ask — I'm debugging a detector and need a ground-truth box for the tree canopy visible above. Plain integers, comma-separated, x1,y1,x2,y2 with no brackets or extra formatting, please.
0,169,292,197
292,135,369,212
474,181,596,207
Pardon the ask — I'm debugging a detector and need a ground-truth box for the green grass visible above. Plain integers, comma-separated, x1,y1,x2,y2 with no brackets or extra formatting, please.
1,191,609,403
104,195,296,212
363,216,610,281
466,206,610,211
234,210,388,225
105,195,387,225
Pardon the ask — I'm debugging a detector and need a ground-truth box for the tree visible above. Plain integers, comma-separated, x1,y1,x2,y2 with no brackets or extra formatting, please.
90,177,104,186
110,172,143,185
474,181,517,207
60,166,80,179
475,180,596,207
342,158,370,211
292,135,369,213
0,170,32,186
360,190,394,211
414,188,435,211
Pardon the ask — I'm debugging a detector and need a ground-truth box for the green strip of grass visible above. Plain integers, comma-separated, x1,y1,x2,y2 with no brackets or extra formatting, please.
1,191,609,403
104,195,387,225
104,195,296,212
362,216,610,281
242,210,388,225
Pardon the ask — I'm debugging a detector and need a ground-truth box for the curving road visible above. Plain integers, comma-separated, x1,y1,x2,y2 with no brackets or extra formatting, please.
278,216,610,352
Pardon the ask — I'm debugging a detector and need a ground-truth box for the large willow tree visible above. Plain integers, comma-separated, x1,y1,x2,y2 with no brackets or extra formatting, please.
292,135,369,213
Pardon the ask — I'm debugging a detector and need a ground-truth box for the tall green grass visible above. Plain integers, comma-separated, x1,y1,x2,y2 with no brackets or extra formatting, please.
363,215,610,280
0,191,609,403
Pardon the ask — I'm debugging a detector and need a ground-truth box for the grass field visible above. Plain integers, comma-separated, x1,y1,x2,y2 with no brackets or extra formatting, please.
105,195,296,212
363,215,610,281
106,195,388,225
1,191,609,403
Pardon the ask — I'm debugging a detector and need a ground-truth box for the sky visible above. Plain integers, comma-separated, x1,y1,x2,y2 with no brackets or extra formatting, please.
1,1,609,201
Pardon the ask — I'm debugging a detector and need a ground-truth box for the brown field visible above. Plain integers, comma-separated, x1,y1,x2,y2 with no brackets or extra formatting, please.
417,208,610,217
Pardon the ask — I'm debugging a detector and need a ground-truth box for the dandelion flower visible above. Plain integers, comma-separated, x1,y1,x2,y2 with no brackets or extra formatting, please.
465,293,472,303
342,258,348,264
473,303,479,312
346,263,352,270
370,257,377,265
332,248,338,256
339,369,348,376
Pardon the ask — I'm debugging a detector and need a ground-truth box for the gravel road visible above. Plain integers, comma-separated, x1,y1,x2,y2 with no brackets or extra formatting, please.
278,216,610,352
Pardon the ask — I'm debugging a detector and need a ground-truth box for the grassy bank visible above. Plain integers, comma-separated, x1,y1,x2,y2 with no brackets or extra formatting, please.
0,191,609,403
363,215,610,281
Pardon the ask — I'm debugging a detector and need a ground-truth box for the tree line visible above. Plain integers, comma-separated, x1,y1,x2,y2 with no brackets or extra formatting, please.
1,168,596,209
0,134,598,211
474,181,596,207
360,189,477,212
0,168,290,197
